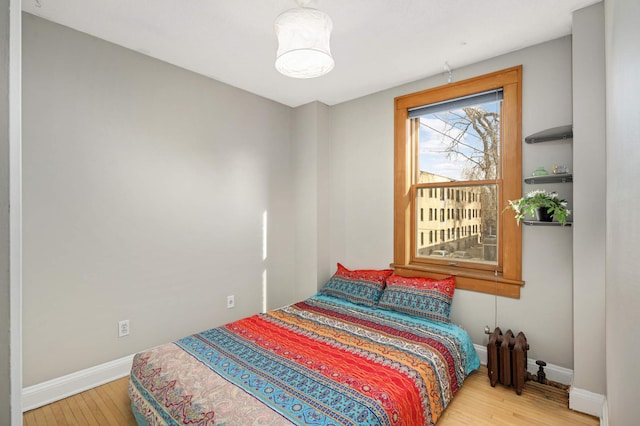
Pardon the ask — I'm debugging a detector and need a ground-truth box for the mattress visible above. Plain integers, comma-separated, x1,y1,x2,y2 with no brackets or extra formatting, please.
128,293,479,425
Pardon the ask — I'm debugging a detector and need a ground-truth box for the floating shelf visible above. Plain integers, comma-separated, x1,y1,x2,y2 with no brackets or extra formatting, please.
524,125,573,144
522,220,572,227
524,173,573,184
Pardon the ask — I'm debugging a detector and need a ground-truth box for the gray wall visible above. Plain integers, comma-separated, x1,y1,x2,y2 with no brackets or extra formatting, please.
572,2,606,396
22,14,296,386
605,0,640,423
20,5,624,413
292,101,332,300
0,0,11,423
329,37,575,368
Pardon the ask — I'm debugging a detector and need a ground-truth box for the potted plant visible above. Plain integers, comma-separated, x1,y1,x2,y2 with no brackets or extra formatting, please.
505,189,571,226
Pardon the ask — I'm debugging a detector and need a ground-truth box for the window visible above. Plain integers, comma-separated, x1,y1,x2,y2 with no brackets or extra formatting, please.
393,66,523,298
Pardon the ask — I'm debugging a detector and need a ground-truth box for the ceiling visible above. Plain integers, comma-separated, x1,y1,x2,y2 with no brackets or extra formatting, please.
22,0,600,108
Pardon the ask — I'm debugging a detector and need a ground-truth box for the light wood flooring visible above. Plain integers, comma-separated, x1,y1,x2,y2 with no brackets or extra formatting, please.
24,365,599,425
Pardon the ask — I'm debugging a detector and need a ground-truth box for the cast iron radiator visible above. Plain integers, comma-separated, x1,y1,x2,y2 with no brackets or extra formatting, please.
487,327,529,395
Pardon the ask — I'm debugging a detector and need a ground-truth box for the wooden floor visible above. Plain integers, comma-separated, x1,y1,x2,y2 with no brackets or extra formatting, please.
438,367,599,425
24,366,599,425
23,377,136,426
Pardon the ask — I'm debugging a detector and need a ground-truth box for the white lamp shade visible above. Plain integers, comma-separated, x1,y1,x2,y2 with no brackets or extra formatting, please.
275,7,334,79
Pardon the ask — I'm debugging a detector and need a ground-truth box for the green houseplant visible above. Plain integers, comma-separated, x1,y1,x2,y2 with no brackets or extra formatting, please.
505,189,571,226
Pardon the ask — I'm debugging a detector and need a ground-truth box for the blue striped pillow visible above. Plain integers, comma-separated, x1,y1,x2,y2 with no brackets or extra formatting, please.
378,274,456,323
320,263,394,307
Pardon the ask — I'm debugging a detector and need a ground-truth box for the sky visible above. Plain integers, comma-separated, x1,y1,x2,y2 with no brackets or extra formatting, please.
418,100,501,181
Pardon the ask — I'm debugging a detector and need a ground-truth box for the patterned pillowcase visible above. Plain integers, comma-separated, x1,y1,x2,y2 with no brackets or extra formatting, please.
378,274,456,323
320,263,394,307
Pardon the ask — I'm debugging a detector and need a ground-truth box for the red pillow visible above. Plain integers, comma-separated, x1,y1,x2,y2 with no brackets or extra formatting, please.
377,274,455,323
320,263,394,307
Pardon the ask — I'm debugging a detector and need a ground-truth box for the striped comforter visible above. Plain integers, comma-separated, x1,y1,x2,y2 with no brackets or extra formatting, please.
128,294,479,425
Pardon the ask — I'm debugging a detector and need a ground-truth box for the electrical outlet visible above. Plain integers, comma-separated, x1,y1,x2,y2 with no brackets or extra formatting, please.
227,295,235,309
118,319,130,337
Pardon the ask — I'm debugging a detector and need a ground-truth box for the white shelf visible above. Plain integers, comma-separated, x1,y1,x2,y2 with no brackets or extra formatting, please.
524,125,573,144
522,220,572,227
524,173,573,184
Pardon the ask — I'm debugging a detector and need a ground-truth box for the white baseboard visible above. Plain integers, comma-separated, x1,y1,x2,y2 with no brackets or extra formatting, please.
474,343,573,384
474,344,605,421
569,387,606,420
600,397,608,426
22,354,135,412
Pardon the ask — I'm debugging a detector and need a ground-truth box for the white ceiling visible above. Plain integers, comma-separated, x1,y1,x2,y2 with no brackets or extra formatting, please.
22,0,600,107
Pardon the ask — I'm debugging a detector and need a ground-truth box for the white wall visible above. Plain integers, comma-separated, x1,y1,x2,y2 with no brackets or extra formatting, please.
572,2,606,397
22,14,296,386
0,0,11,422
329,92,395,269
330,37,575,368
292,102,332,300
605,0,640,423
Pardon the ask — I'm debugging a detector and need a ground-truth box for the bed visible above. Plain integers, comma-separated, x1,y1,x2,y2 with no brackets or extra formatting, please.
128,266,480,425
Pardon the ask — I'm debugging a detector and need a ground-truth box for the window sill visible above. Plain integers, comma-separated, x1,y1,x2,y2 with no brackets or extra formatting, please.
391,263,524,298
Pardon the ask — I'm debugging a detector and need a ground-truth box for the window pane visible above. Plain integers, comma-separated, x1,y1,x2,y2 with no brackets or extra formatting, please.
416,184,498,265
395,66,523,295
416,95,501,182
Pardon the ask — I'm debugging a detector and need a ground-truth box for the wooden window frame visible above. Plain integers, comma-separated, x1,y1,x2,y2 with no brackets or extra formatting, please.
393,66,524,298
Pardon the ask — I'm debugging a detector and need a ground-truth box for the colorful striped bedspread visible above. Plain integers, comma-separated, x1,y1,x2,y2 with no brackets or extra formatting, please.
128,294,479,425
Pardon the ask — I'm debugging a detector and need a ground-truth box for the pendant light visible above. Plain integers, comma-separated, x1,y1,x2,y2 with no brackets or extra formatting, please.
274,0,334,79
